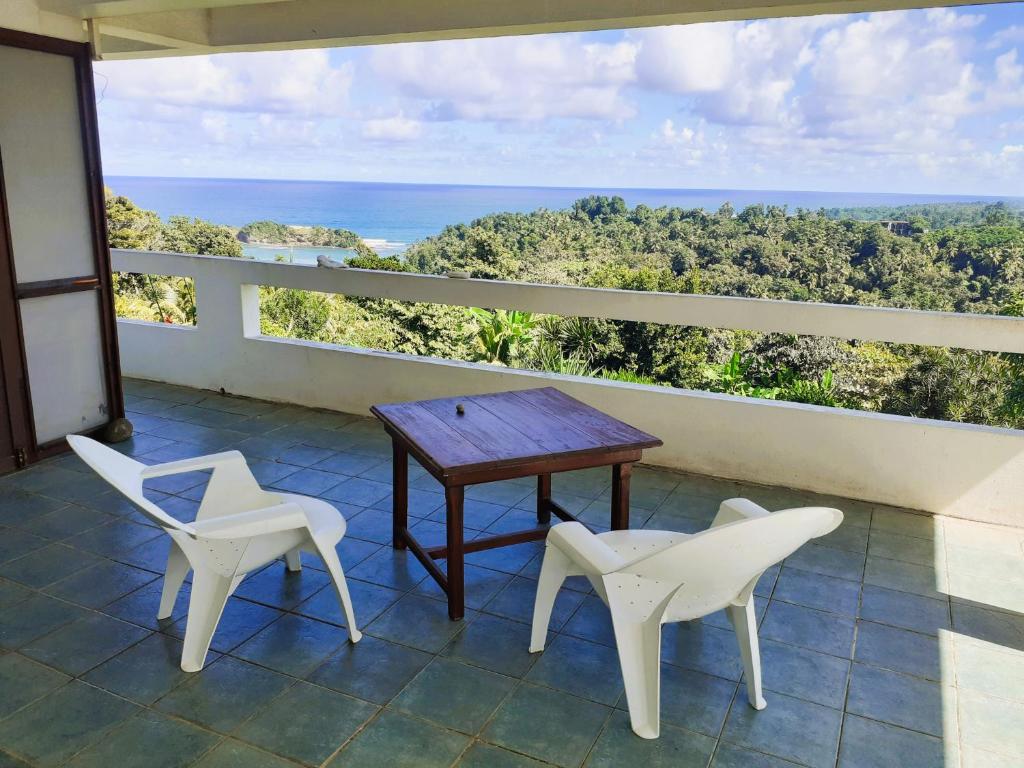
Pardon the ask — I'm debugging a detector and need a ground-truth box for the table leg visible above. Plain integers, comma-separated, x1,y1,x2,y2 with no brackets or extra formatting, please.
611,463,631,530
392,440,408,550
445,485,465,620
537,474,552,525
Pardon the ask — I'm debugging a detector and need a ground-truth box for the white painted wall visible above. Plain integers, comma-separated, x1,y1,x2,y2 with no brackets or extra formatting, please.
112,249,1024,527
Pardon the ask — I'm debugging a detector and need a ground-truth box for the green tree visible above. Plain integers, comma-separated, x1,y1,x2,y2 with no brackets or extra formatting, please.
105,192,162,250
161,216,244,257
469,308,538,365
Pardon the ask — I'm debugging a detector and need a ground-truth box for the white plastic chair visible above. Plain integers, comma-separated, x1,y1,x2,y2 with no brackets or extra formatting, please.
67,435,362,672
529,498,842,739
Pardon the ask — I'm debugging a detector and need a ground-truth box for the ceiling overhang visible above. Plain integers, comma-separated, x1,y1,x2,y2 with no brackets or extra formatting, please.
9,0,1019,59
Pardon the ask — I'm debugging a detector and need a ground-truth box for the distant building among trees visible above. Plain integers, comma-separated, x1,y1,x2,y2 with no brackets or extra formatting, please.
879,220,914,236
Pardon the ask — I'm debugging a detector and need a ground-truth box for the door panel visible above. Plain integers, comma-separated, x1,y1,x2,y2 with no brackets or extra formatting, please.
0,28,124,466
20,291,110,443
0,45,96,283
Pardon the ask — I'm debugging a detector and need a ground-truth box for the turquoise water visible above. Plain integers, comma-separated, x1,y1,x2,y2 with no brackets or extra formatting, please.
106,175,1021,264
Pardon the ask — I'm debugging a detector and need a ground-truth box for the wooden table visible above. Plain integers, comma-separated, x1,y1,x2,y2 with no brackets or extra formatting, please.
371,387,663,620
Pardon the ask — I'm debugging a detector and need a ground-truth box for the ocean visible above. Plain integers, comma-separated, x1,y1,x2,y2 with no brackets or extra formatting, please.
104,175,1021,263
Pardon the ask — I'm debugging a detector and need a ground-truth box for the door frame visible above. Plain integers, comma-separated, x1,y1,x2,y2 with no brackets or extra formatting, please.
0,151,32,473
0,27,124,466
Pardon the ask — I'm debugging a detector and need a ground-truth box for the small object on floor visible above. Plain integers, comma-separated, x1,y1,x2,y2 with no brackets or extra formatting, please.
101,417,133,443
317,254,348,269
456,403,465,415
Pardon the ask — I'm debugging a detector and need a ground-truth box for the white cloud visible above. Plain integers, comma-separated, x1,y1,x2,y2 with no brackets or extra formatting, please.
633,24,736,93
93,6,1024,195
660,119,695,143
200,113,229,143
369,36,637,121
95,49,353,116
632,18,830,126
362,114,423,141
988,24,1024,49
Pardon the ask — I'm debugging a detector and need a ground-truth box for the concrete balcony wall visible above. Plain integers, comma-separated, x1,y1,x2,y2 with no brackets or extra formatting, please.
111,249,1024,526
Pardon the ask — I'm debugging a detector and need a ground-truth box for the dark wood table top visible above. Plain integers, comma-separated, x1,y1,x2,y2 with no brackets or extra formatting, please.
371,387,662,480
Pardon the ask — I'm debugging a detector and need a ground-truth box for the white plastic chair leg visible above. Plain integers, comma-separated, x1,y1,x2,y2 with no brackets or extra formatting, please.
610,614,663,739
313,535,362,643
180,569,233,672
284,547,302,572
158,541,190,620
727,599,767,710
529,545,572,653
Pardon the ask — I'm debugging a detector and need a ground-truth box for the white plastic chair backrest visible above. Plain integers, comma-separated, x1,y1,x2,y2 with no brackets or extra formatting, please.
628,506,841,620
67,435,195,534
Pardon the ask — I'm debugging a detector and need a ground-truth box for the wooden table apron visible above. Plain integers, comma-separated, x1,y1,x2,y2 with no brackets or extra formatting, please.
371,388,662,621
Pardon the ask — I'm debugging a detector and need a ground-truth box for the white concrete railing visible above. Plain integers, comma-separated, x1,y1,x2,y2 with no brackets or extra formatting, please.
112,249,1024,526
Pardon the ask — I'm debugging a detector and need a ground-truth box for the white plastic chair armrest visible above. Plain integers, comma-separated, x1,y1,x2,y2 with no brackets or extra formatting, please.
548,522,627,574
795,506,845,536
711,498,771,528
141,450,247,479
190,502,309,539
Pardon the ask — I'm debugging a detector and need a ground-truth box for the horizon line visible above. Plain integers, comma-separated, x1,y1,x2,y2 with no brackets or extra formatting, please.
102,174,1024,203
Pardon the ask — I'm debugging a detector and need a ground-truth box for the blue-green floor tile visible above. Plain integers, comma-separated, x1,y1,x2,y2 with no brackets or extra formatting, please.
0,544,101,588
0,593,87,650
309,635,432,704
367,594,473,653
442,613,539,677
192,740,299,768
585,711,716,767
0,654,70,719
759,639,850,709
329,710,469,768
846,663,943,737
236,681,376,765
154,656,291,733
761,601,856,658
295,578,401,628
83,633,198,704
854,620,942,680
167,597,283,653
45,560,158,609
65,709,219,768
0,680,138,767
838,714,944,768
21,612,150,676
392,657,514,734
526,634,623,705
774,567,860,616
233,614,349,677
484,575,583,629
232,564,330,610
858,586,950,636
457,742,547,767
483,683,610,768
722,688,842,768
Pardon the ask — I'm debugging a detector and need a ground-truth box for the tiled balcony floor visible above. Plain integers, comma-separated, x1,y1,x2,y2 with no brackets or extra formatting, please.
1,379,1023,768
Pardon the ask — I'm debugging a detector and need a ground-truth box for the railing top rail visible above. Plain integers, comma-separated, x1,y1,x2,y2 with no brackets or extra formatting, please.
111,248,1024,354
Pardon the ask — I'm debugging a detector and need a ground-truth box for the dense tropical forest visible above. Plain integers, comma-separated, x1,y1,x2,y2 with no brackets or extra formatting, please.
106,190,1024,429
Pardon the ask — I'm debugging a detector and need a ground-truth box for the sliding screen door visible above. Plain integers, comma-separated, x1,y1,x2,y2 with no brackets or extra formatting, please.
0,30,122,461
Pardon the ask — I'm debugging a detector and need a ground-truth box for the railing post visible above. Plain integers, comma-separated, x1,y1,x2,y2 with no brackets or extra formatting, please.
240,284,261,338
191,262,253,341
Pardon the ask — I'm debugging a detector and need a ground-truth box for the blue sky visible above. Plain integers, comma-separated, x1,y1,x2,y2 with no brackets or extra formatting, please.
95,4,1024,195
